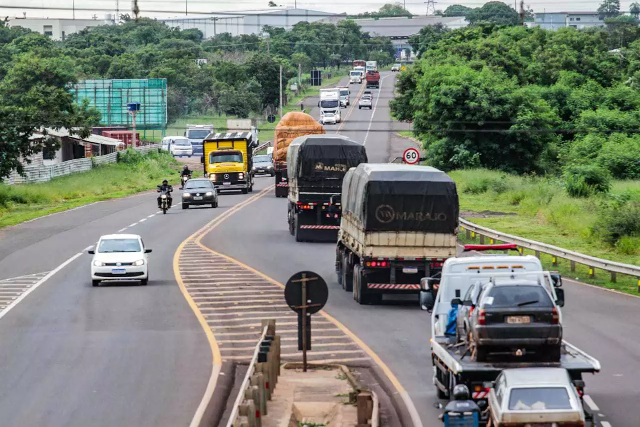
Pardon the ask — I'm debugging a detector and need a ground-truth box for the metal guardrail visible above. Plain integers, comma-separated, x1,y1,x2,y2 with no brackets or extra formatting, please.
460,218,640,285
226,319,280,427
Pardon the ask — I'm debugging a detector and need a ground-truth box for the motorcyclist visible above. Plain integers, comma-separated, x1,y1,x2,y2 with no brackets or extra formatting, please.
181,165,192,177
440,385,480,426
157,179,173,208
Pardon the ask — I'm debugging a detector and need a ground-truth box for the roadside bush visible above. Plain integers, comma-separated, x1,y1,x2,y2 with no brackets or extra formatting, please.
117,148,145,164
463,179,490,195
597,135,640,179
616,236,640,255
563,165,611,197
593,201,640,245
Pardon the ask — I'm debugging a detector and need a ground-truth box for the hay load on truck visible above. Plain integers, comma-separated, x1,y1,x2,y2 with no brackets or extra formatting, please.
287,135,368,243
272,112,325,198
202,131,257,194
336,164,459,305
186,124,214,156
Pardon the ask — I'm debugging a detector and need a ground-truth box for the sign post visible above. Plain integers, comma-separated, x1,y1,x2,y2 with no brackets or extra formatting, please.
284,271,328,372
127,102,141,147
403,147,420,165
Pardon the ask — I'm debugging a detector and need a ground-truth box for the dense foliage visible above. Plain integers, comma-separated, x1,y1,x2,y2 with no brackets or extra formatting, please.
392,25,640,180
352,3,413,18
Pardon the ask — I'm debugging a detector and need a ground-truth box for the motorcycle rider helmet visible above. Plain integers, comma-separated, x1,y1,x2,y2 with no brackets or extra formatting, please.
452,384,470,401
162,179,168,185
183,165,188,171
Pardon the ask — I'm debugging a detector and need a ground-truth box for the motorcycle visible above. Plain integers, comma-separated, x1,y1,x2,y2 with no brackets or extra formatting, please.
157,185,173,214
180,173,191,189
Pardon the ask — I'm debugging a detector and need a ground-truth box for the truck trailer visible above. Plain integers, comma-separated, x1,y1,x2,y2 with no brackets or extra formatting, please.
287,135,367,242
336,164,459,304
272,112,325,198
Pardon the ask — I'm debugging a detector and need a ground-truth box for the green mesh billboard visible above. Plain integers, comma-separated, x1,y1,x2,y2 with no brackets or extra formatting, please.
74,79,167,130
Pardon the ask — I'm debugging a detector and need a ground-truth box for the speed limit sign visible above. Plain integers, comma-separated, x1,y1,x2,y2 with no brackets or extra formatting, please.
403,147,420,165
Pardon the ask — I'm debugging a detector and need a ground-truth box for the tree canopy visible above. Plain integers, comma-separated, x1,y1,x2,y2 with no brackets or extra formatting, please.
466,2,521,26
442,5,473,17
352,3,413,18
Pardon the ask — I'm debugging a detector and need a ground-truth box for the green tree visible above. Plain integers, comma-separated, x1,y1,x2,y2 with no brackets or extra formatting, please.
409,23,450,57
466,2,520,26
354,3,412,18
631,2,640,18
443,5,472,17
598,0,621,19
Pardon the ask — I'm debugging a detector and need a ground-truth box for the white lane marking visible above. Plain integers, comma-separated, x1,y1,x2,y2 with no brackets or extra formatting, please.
601,422,612,427
0,253,82,321
363,73,393,146
118,228,128,232
583,395,600,411
139,218,147,223
83,245,93,251
128,223,138,228
147,214,155,219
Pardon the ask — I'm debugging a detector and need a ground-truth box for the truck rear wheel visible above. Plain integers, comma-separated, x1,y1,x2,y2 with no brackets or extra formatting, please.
288,206,295,236
342,254,353,292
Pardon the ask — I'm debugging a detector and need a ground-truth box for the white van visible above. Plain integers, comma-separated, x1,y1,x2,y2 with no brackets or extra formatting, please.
164,136,193,157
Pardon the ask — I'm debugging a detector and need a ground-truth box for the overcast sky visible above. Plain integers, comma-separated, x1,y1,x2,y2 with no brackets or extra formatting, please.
0,0,635,20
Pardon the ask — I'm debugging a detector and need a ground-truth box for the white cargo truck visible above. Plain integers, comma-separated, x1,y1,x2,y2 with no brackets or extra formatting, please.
186,124,214,156
318,88,341,125
336,164,459,304
365,61,377,73
350,70,363,84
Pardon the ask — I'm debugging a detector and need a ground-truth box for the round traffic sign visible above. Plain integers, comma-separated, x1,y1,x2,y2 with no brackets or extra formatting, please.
403,147,420,165
284,271,328,314
267,114,276,124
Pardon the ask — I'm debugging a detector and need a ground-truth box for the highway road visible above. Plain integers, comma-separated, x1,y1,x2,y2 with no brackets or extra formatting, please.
0,70,637,427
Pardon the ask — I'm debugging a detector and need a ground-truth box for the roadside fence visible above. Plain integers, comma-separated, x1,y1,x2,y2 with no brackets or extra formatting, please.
226,319,281,427
4,144,159,185
460,219,640,288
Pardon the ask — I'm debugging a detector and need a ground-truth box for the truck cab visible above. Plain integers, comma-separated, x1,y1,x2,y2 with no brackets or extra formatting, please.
319,89,342,125
349,71,362,84
202,131,257,194
186,124,214,156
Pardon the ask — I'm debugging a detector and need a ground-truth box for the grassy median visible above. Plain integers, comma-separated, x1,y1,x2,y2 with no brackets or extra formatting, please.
0,149,179,229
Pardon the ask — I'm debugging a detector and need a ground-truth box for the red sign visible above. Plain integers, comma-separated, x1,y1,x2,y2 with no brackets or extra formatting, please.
403,147,420,165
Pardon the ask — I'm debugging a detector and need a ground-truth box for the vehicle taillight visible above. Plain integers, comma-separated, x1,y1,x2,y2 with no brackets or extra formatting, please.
552,307,559,324
478,309,486,325
469,306,475,316
430,262,444,269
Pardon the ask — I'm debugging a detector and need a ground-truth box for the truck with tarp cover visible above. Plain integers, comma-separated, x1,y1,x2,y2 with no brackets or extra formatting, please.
273,112,325,198
287,135,367,242
336,164,459,304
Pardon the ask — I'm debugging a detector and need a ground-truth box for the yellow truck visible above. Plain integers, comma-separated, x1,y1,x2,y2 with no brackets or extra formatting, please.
202,131,257,194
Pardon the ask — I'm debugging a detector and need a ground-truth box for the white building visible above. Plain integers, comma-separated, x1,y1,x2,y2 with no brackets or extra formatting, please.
160,8,337,38
534,12,605,30
9,17,111,41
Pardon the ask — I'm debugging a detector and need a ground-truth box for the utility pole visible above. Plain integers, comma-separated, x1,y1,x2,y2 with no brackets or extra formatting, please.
116,0,119,20
186,0,188,16
519,0,525,26
73,0,75,20
279,65,283,118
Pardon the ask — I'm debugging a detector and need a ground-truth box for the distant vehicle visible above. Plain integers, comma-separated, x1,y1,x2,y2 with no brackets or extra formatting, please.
349,70,363,84
338,87,350,108
319,88,341,125
365,71,380,89
358,94,372,109
365,60,378,72
89,234,151,287
459,279,563,362
487,368,587,427
391,63,401,72
186,124,214,156
202,132,257,194
161,136,176,151
353,59,366,68
182,178,218,209
354,66,365,77
252,154,275,176
169,137,193,157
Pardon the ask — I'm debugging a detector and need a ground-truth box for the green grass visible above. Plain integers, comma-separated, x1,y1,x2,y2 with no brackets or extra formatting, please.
0,150,179,229
452,169,640,294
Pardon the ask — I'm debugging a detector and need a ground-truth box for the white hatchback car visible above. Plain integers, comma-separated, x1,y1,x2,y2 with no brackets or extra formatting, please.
89,234,152,287
169,137,193,157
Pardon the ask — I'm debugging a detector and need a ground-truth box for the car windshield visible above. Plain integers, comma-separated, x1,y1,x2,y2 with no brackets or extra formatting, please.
98,238,141,253
350,72,360,76
210,152,242,163
254,155,270,163
320,100,339,108
187,130,210,139
185,180,212,189
484,285,553,308
174,139,190,146
340,89,349,96
509,387,572,410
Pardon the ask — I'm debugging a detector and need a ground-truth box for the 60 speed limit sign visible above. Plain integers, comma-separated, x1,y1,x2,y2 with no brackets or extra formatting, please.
403,147,420,165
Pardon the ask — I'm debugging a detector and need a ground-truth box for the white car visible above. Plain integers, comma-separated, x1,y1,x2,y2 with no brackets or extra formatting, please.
488,368,587,427
321,113,338,125
89,234,152,287
169,137,193,157
358,95,373,109
391,63,401,72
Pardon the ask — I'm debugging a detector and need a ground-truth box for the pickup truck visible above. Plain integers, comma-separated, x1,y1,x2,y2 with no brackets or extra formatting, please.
428,252,600,422
365,71,380,89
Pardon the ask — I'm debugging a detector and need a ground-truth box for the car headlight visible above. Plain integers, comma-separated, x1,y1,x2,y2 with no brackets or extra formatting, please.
238,173,244,180
205,191,213,196
183,193,191,198
251,165,256,170
93,260,104,267
133,259,145,266
209,174,216,181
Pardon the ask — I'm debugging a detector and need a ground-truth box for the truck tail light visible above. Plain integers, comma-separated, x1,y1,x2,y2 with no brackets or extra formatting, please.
478,309,486,325
552,307,559,324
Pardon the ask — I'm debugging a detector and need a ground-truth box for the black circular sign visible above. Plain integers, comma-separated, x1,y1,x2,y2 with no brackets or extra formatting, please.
284,271,328,314
267,114,276,124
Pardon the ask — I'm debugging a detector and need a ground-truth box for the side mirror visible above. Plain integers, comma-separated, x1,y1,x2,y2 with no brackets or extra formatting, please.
463,300,473,307
555,288,565,308
451,298,462,306
145,249,153,253
573,379,585,388
551,273,562,287
88,250,95,255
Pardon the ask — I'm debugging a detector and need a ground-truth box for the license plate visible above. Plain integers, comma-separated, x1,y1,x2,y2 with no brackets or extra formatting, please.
223,182,231,186
403,267,419,274
507,316,531,324
112,268,126,275
193,196,203,200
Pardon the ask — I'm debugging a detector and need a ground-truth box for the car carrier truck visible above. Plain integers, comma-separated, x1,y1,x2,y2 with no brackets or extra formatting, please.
336,164,459,304
429,252,600,423
273,112,325,198
287,135,367,242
